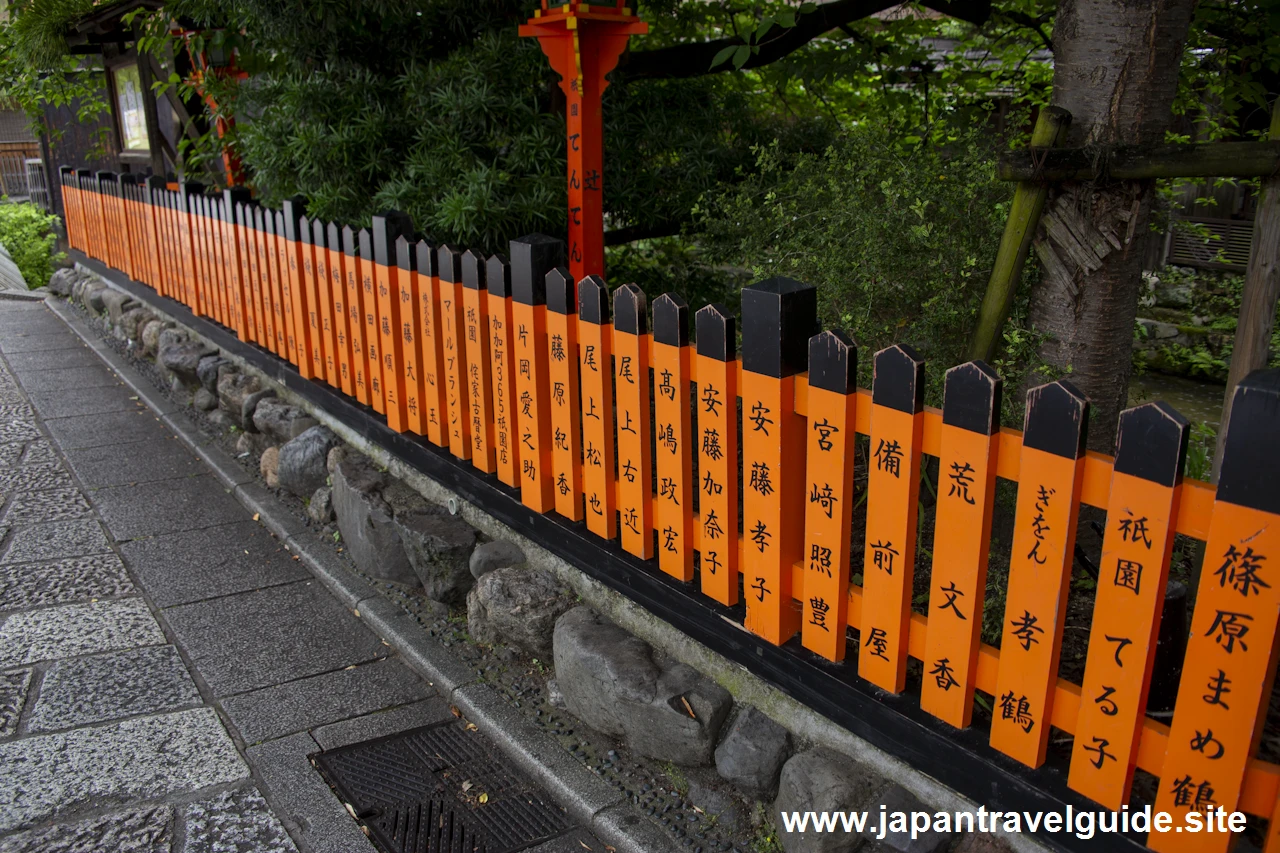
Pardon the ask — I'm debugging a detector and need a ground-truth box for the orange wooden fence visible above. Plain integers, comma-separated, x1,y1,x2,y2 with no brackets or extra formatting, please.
62,168,1280,852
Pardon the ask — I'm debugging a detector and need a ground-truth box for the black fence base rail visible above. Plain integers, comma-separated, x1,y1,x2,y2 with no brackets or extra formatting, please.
73,250,1154,853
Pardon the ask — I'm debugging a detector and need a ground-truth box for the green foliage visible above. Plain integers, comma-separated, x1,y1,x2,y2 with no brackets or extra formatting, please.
0,0,111,154
1184,422,1217,482
697,120,1036,406
0,200,64,289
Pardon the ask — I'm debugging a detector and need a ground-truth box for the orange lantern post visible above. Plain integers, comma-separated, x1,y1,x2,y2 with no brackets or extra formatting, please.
520,1,647,284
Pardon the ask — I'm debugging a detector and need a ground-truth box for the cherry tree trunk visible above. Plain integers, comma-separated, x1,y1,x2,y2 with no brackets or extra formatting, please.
1027,0,1196,452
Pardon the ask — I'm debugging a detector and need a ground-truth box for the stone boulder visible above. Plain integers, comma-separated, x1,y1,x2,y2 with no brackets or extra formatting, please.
47,267,77,296
85,283,108,314
396,508,478,604
159,339,216,385
308,486,334,524
197,356,227,393
260,447,280,488
120,307,152,342
241,389,277,432
140,320,164,357
193,388,218,411
715,706,792,799
253,399,318,445
216,372,261,427
331,454,415,586
101,288,138,324
774,750,878,853
468,566,572,656
858,786,951,853
277,426,340,497
469,540,526,580
553,606,732,766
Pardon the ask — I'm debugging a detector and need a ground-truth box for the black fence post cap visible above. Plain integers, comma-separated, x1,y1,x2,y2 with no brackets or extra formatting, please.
462,250,487,291
372,211,413,268
487,254,512,298
437,245,463,284
614,284,647,335
942,360,1002,435
695,304,736,362
653,293,689,348
1217,367,1280,513
741,276,818,378
1112,402,1189,488
396,235,416,271
578,275,610,324
872,343,925,414
343,225,359,257
808,330,857,395
510,234,564,306
1022,379,1089,459
415,239,438,274
546,267,575,315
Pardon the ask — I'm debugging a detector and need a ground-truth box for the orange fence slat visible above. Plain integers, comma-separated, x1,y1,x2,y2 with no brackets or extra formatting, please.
546,268,583,518
921,362,1002,726
653,294,694,582
486,255,520,486
990,382,1089,768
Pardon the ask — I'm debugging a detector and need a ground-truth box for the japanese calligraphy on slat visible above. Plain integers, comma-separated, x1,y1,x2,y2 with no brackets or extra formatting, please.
578,274,616,538
487,254,519,486
921,361,1002,726
461,250,496,472
281,198,311,378
438,246,470,457
510,235,562,511
860,344,925,693
801,330,857,661
373,213,413,431
740,278,816,645
396,236,424,434
359,229,385,412
546,267,583,518
347,228,372,405
327,223,354,396
1070,402,1187,809
990,380,1089,768
653,294,693,582
614,284,654,559
694,304,738,605
416,240,447,444
1151,371,1280,853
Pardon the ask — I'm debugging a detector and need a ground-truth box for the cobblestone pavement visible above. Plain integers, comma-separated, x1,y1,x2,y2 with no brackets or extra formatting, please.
0,299,592,852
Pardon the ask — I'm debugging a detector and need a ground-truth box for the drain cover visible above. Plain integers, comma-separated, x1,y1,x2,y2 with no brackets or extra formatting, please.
313,721,568,853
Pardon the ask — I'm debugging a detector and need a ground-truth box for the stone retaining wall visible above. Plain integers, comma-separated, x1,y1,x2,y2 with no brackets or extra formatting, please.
53,263,1033,853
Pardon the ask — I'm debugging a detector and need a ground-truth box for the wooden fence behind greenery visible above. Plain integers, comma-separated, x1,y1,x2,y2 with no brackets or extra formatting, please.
60,166,1280,853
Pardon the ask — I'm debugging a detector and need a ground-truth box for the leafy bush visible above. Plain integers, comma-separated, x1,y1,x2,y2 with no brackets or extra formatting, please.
697,121,1039,408
0,200,63,289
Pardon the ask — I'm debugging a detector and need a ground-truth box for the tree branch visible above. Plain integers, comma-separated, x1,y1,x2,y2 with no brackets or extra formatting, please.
605,221,684,246
993,9,1054,52
622,0,993,80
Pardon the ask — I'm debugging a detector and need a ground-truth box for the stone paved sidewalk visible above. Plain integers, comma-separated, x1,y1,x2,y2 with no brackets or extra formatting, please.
0,298,592,852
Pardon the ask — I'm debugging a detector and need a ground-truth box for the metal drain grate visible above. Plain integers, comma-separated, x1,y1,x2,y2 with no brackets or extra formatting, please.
313,721,568,853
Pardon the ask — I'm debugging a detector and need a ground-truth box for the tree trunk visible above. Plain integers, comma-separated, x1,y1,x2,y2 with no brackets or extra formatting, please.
1026,0,1196,452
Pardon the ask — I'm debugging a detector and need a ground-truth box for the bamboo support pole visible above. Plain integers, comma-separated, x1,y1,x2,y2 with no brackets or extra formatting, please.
968,107,1072,363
